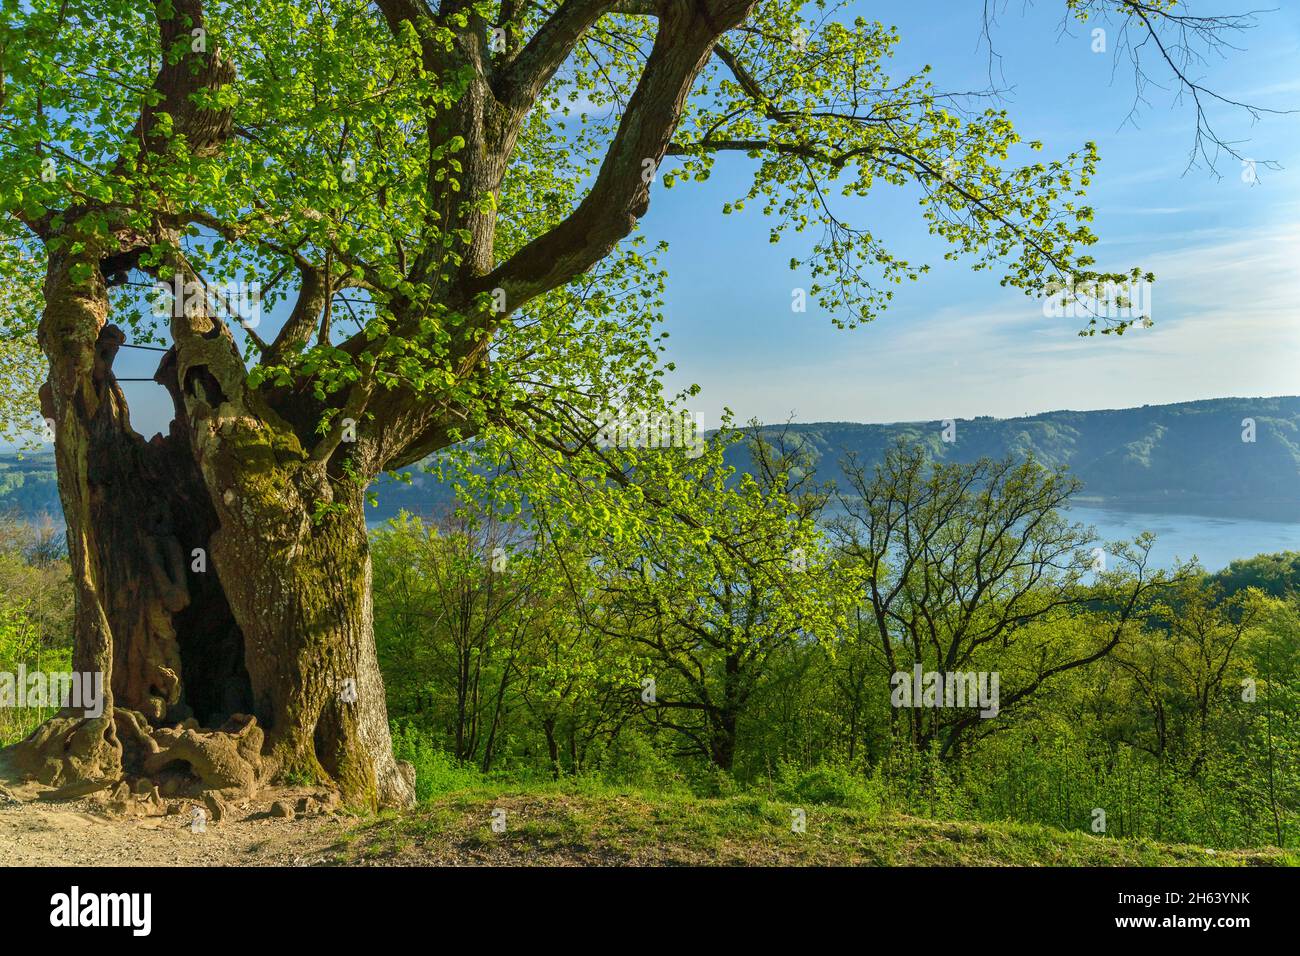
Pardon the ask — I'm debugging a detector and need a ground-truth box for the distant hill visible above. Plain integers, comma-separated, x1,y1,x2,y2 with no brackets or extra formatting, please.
0,452,61,521
4,396,1298,525
729,395,1300,522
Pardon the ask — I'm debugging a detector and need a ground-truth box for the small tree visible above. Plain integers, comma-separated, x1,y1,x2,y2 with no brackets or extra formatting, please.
581,428,848,771
372,509,536,769
832,441,1183,755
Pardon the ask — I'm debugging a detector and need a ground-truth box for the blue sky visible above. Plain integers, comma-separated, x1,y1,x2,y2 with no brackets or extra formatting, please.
108,0,1300,438
642,1,1300,428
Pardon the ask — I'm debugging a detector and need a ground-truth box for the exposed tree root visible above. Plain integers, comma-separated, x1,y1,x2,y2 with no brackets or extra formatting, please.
5,708,271,799
6,712,122,788
142,714,265,794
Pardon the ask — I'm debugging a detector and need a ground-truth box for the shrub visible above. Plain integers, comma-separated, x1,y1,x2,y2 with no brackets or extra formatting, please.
390,720,485,801
775,761,883,813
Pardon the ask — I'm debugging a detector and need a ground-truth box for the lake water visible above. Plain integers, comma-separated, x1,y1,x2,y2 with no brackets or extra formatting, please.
367,499,1297,572
1067,506,1299,571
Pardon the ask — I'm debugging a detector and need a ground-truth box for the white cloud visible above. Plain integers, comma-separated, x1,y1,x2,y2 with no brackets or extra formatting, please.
690,223,1300,425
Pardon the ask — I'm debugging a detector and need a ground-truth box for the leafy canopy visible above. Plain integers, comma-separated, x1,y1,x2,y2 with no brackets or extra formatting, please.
0,0,1171,467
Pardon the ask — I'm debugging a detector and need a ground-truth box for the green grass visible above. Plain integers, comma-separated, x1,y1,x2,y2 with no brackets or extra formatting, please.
334,781,1299,867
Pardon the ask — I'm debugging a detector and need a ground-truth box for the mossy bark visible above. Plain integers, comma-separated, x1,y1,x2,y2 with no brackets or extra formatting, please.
8,248,412,809
204,470,413,807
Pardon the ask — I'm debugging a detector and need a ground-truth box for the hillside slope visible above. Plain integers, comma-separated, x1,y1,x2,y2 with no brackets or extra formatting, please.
341,789,1293,866
732,395,1300,521
5,785,1288,867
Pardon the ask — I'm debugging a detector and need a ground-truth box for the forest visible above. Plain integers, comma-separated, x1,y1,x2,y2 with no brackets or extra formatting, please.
4,427,1297,851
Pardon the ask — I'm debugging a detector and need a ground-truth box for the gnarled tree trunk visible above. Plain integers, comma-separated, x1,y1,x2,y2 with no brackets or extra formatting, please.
203,469,413,807
7,247,413,808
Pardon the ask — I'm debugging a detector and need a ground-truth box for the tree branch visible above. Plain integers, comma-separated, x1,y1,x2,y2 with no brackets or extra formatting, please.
493,0,619,112
477,0,756,307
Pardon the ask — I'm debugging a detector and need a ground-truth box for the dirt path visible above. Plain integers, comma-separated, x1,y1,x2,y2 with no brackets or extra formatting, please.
0,787,352,867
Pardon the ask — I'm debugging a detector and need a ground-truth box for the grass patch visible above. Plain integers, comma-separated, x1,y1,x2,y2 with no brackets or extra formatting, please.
338,782,1298,867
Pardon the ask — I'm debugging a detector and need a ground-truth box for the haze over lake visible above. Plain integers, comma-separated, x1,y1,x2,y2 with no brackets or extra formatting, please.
9,396,1300,573
1068,506,1299,573
815,500,1299,573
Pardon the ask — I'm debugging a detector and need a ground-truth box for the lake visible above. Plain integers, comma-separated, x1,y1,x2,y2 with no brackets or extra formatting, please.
367,500,1296,572
1068,506,1299,571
